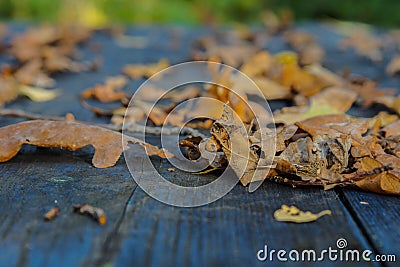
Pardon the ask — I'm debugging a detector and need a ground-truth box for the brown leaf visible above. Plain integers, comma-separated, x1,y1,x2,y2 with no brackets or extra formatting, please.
298,43,325,65
14,59,55,88
274,87,357,124
73,204,106,225
240,51,272,77
81,75,128,103
349,77,395,108
276,134,350,182
123,59,169,79
353,157,400,195
0,76,18,106
275,124,298,152
386,54,400,76
381,119,400,137
296,115,367,143
44,207,60,221
0,120,172,168
209,106,274,185
340,30,383,62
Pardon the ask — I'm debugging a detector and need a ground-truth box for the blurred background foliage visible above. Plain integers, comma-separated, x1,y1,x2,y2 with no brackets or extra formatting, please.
0,0,400,27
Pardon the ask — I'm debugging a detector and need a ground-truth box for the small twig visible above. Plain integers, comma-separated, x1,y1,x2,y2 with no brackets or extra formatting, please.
271,176,324,187
0,108,64,120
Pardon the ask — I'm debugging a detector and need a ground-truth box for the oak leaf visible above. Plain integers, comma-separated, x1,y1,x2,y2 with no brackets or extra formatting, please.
0,120,172,168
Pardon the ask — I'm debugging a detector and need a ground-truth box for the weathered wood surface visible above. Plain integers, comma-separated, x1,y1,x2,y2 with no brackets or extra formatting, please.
0,23,399,267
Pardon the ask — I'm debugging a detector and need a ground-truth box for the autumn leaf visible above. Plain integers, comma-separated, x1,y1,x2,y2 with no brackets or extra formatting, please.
81,75,128,103
274,87,357,124
123,59,169,79
351,156,400,195
386,55,400,76
73,204,106,225
0,119,172,168
18,85,61,102
274,205,331,223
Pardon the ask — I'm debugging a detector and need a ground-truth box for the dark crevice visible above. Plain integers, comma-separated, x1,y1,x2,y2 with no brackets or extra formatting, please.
92,184,138,266
335,188,388,267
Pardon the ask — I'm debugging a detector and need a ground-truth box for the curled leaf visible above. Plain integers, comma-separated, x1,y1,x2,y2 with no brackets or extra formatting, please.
0,120,172,168
81,75,128,103
18,85,61,102
44,207,60,221
73,204,106,225
274,205,331,223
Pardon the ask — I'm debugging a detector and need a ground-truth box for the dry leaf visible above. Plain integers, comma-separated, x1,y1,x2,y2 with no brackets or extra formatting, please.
274,205,331,223
73,204,106,225
18,85,61,102
352,156,400,195
81,76,128,103
0,76,18,106
340,30,383,61
298,43,325,65
0,120,172,168
349,77,395,108
274,87,357,124
240,51,272,77
207,106,274,185
381,120,400,137
123,59,169,79
44,207,60,221
386,55,400,76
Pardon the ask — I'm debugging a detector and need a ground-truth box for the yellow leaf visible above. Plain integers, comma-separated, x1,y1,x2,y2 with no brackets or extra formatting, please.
274,205,332,223
18,85,61,102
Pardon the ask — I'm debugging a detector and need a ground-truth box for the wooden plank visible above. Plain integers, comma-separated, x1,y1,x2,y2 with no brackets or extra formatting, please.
339,189,400,267
0,147,134,267
87,157,379,267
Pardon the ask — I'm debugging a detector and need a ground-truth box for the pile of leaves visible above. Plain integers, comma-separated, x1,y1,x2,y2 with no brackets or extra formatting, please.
1,20,400,196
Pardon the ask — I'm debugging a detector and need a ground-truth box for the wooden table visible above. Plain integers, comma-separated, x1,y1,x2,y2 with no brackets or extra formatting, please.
0,23,399,267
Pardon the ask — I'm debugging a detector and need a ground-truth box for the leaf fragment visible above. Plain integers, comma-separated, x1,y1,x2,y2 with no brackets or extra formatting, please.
44,207,60,221
73,204,106,225
274,205,331,223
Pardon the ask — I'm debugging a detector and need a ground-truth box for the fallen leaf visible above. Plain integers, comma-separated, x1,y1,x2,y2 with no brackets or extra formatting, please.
386,54,400,76
73,204,106,225
81,75,128,103
340,30,383,62
18,85,61,102
0,76,18,106
352,156,400,195
123,59,169,79
240,51,272,77
208,106,274,185
274,87,357,124
44,207,60,221
274,205,331,223
349,77,395,108
0,120,172,168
